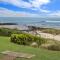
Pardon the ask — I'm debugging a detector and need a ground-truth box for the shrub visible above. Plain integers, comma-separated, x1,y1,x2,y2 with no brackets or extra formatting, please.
31,42,38,48
11,33,46,46
0,28,22,36
48,44,60,51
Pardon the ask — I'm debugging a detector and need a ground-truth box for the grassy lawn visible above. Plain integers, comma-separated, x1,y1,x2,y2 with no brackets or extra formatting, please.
0,36,60,60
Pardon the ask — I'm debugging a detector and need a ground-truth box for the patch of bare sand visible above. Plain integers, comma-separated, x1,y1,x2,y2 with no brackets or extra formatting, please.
28,31,60,41
36,31,60,41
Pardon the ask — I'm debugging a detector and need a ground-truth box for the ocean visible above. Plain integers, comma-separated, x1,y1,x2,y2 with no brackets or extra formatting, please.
0,17,60,29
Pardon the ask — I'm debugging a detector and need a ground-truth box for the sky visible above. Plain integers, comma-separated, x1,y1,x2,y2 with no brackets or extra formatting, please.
0,0,60,17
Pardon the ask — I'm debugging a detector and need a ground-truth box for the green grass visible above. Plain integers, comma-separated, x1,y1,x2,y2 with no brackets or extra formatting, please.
0,36,60,60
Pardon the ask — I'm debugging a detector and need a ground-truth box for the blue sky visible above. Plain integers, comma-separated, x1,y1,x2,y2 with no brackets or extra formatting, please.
0,0,60,17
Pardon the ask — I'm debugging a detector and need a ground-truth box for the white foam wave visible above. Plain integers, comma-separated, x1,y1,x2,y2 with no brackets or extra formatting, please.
46,21,60,23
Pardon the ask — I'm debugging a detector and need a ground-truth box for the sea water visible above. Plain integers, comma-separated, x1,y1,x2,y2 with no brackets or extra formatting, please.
0,17,60,29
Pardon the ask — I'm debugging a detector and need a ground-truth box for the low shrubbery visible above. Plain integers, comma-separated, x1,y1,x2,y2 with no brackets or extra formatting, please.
11,33,47,47
0,28,22,36
39,28,60,35
47,44,60,51
41,40,60,51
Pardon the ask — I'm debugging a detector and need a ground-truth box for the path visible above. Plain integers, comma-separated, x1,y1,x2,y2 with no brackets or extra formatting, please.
1,51,35,60
0,55,16,60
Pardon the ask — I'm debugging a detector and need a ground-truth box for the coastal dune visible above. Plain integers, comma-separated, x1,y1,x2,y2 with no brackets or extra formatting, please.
35,31,60,41
0,25,60,41
28,31,60,41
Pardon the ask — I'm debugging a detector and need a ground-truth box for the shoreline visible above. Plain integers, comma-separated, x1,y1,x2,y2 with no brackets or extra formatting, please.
0,25,60,32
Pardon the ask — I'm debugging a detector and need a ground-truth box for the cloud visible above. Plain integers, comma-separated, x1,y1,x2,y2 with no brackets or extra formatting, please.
30,0,51,8
40,9,50,13
1,0,51,12
48,11,60,17
0,0,32,8
0,8,39,17
0,0,55,17
1,7,60,17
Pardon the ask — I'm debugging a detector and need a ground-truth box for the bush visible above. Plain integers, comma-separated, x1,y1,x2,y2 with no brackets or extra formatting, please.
48,44,60,51
31,42,38,48
0,28,22,36
39,28,60,35
11,33,46,46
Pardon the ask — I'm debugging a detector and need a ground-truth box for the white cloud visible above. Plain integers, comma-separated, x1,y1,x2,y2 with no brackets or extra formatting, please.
0,8,39,17
0,0,54,17
40,9,50,13
1,8,60,17
1,0,32,8
1,0,51,12
30,0,50,8
48,11,60,17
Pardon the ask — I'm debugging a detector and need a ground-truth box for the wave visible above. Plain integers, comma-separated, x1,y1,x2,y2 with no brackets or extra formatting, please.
45,21,60,23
